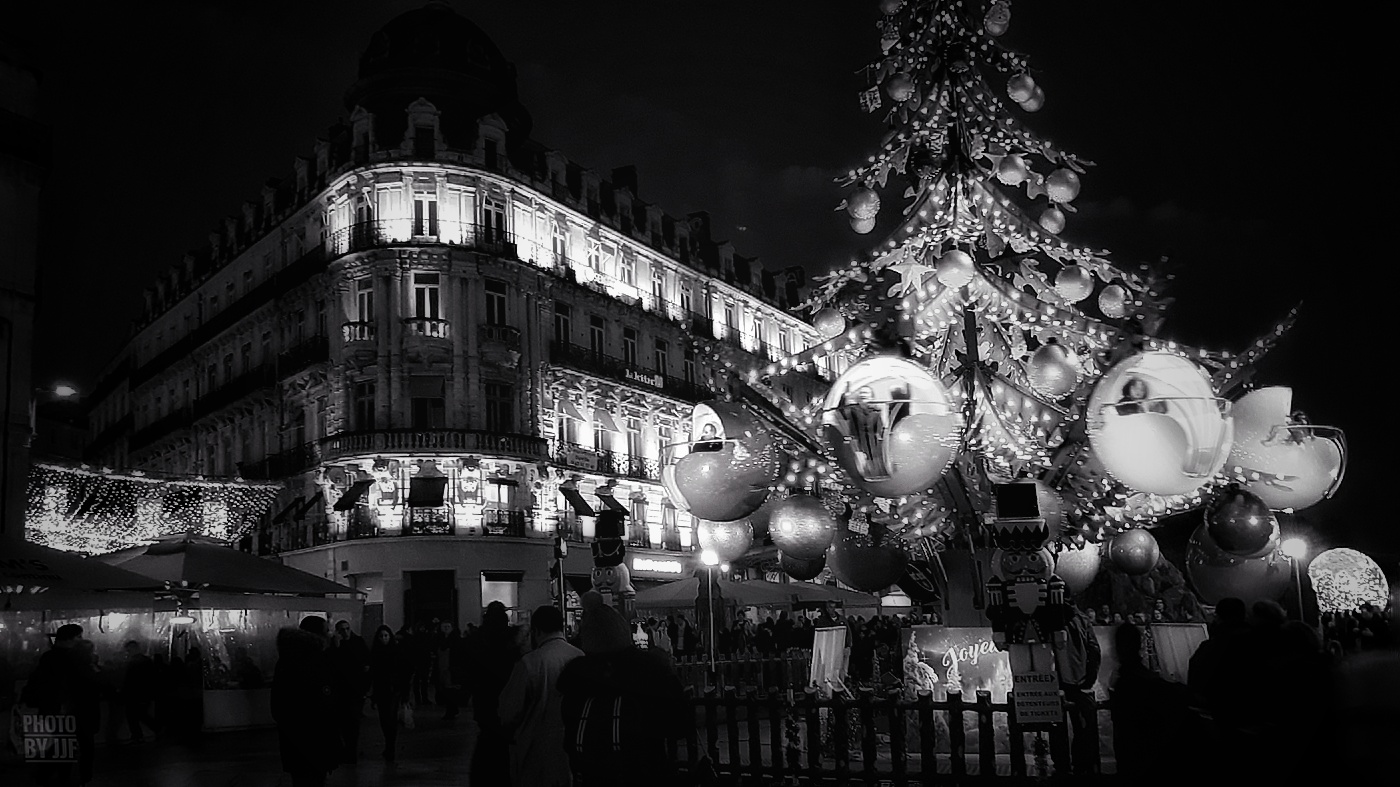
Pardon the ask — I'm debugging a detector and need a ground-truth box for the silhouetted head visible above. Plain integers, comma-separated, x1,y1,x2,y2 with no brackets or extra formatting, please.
531,605,564,636
299,616,329,638
1214,598,1247,627
1114,623,1143,661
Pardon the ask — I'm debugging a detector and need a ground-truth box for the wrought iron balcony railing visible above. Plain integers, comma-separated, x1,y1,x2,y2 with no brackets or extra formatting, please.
551,441,661,481
326,219,517,260
547,340,715,403
321,429,548,462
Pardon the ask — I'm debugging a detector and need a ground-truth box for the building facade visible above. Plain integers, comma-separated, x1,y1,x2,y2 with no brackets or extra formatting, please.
82,5,834,631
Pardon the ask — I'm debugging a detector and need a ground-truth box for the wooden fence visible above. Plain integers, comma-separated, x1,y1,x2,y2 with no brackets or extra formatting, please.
671,685,1114,785
674,650,814,692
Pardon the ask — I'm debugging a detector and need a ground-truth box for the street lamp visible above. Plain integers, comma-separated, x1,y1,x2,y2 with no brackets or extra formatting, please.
50,384,78,399
1281,537,1308,622
701,549,719,674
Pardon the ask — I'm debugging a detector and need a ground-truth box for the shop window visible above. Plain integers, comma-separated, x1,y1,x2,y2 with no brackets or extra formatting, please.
480,571,522,622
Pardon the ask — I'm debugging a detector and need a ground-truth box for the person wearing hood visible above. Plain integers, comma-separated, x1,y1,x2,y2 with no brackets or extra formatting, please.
557,592,690,787
272,616,342,786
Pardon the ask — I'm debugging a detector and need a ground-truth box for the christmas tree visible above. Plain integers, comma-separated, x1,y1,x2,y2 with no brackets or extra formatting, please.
671,0,1346,612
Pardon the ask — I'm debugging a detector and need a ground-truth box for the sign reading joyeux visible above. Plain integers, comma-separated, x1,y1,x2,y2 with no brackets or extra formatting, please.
900,626,1012,703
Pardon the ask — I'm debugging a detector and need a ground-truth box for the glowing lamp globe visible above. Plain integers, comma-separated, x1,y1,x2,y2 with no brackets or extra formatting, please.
1186,522,1288,606
669,403,778,522
1045,169,1082,203
779,550,827,581
1053,264,1094,302
1204,487,1278,555
1098,284,1128,318
821,355,960,497
1308,548,1389,614
813,308,847,340
1108,528,1160,576
935,249,975,287
1007,73,1037,103
769,495,838,560
828,524,909,592
846,187,881,220
996,154,1028,185
1225,386,1346,511
695,518,754,563
1054,541,1102,594
1026,342,1080,400
1038,206,1066,234
1086,351,1233,496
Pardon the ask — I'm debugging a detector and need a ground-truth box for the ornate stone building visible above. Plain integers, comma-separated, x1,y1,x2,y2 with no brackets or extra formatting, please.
82,4,833,631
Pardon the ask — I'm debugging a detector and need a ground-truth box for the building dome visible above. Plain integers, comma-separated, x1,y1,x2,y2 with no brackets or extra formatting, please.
345,1,532,150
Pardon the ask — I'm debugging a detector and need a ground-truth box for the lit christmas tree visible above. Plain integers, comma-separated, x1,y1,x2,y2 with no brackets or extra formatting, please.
666,0,1347,614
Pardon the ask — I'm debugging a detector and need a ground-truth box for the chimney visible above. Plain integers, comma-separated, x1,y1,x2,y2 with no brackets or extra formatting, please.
611,165,639,196
687,211,712,242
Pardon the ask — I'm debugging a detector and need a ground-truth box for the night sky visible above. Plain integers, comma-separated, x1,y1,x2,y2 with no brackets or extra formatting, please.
13,3,1386,558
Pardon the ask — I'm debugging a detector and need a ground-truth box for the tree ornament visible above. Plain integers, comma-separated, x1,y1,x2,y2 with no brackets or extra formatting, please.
812,308,847,340
851,216,877,234
1038,206,1066,234
1053,264,1093,302
821,355,960,496
1097,284,1127,318
1054,541,1102,594
1204,487,1277,555
846,187,881,220
877,0,903,14
669,403,779,522
696,518,754,563
1007,73,1037,103
1019,86,1045,112
1086,351,1234,496
1226,386,1346,511
747,487,788,542
983,1,1011,36
1109,528,1160,576
935,249,975,287
779,550,827,581
829,522,909,592
885,72,916,103
1185,522,1287,606
996,154,1028,185
1045,169,1082,203
1308,548,1389,614
1027,341,1080,399
769,495,838,560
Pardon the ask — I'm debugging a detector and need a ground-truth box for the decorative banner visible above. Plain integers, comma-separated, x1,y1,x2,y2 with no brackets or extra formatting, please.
900,626,1012,703
810,626,848,696
21,713,79,762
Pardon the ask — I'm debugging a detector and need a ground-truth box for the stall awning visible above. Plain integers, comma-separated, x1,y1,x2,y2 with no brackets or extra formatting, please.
333,481,373,511
597,493,628,513
407,476,449,508
561,487,595,516
272,496,304,524
558,398,586,421
293,491,324,521
593,408,621,432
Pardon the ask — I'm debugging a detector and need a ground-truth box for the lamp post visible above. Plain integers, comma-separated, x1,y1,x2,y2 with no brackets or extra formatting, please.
701,548,719,674
1281,537,1308,623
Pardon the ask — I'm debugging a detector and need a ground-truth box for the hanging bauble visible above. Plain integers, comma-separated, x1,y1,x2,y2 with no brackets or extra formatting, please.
877,0,903,15
846,187,881,220
770,495,838,560
1053,264,1094,302
1054,541,1102,594
850,216,877,235
1097,284,1128,318
779,550,827,581
1109,528,1160,576
829,524,909,592
747,487,788,542
670,403,778,522
1086,351,1233,496
1038,206,1066,234
696,518,754,563
1204,487,1277,555
1045,169,1082,203
1186,522,1288,606
884,72,915,103
996,154,1028,185
1225,386,1346,511
1308,548,1389,614
1026,342,1080,400
813,308,847,340
1007,73,1037,103
1019,86,1045,112
983,1,1011,36
935,249,975,287
820,355,960,497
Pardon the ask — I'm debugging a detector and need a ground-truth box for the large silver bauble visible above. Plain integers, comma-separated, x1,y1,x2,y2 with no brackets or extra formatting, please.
1007,73,1037,103
696,518,754,563
813,308,846,340
996,154,1028,185
983,1,1011,36
1186,522,1288,606
1038,206,1066,234
1054,541,1102,594
851,215,877,235
769,495,838,560
1109,528,1160,576
1045,169,1082,203
1019,86,1045,112
1026,342,1080,400
1204,487,1277,556
878,0,903,14
846,187,881,220
779,550,827,581
885,73,915,103
1053,264,1094,302
1098,284,1128,318
935,249,975,287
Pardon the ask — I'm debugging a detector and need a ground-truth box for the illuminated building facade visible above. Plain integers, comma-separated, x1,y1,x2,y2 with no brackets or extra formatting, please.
82,4,829,629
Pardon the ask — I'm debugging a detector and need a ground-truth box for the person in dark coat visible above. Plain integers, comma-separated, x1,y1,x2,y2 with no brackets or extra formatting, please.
272,616,342,787
468,601,523,787
368,625,410,763
120,640,159,743
179,646,206,743
21,624,101,787
1110,623,1189,781
329,620,371,763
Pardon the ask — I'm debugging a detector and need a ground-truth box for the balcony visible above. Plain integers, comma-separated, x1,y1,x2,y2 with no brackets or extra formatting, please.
547,340,715,403
278,335,329,376
478,323,521,367
483,507,528,538
128,407,194,452
237,441,319,481
403,316,451,339
552,442,660,481
321,429,549,462
193,363,276,420
326,219,517,260
342,321,376,343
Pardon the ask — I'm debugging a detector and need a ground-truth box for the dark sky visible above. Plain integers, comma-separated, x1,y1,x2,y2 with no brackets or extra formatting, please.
15,3,1385,557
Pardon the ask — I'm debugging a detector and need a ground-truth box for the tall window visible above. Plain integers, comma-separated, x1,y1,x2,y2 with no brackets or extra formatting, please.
553,302,571,345
552,220,567,262
485,279,508,325
352,381,376,431
622,327,638,366
206,364,217,393
651,268,665,301
753,317,766,355
410,376,446,429
626,417,642,457
316,299,327,337
356,279,374,322
724,302,736,332
240,342,252,372
414,273,441,319
586,238,601,271
413,193,438,236
778,329,790,355
653,339,669,374
555,413,575,445
483,196,506,241
182,379,191,408
485,383,514,433
593,422,608,452
679,282,693,313
589,316,605,355
261,331,272,363
683,348,697,385
223,353,234,381
619,254,635,286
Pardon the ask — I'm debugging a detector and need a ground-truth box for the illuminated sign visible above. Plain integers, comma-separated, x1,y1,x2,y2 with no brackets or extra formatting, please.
632,557,685,575
625,369,664,388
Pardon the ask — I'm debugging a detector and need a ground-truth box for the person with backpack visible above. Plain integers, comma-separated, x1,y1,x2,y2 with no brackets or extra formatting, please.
1050,604,1102,777
558,591,690,787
